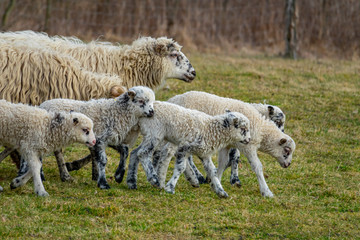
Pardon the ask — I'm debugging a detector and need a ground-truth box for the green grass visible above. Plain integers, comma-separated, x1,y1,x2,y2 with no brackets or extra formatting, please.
1,53,359,239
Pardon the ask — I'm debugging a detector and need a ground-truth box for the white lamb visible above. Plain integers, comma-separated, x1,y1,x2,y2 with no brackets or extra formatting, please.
167,91,296,197
185,102,287,187
0,100,96,196
38,86,156,189
0,31,196,90
126,101,251,198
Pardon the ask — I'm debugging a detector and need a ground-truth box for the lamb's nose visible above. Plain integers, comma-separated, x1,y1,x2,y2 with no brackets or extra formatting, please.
92,139,96,145
191,70,196,77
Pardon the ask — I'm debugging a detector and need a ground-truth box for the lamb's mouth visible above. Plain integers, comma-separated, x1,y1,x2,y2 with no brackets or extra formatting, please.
86,141,95,147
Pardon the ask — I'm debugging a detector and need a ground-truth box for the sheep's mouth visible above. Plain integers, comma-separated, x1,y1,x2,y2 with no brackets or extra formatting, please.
240,139,250,145
183,73,195,82
86,141,95,147
280,162,291,168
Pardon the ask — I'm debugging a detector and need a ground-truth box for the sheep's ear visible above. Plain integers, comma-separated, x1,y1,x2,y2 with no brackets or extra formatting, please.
111,86,126,98
225,109,231,113
279,138,287,145
73,118,79,125
153,43,167,55
268,106,274,116
127,90,136,99
233,118,240,128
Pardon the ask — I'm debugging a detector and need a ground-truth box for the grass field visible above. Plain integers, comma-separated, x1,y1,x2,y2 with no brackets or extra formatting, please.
0,52,359,239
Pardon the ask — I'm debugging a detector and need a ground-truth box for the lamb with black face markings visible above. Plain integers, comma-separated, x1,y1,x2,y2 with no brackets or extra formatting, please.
126,101,250,198
33,86,156,189
167,91,296,197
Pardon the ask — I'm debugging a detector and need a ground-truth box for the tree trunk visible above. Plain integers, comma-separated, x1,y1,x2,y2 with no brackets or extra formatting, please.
284,0,297,59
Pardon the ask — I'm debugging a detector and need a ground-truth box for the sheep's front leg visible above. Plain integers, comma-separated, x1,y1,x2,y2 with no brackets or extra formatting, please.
91,143,110,189
111,144,129,183
186,155,206,184
156,142,178,188
184,156,200,187
65,154,92,172
201,156,228,198
127,139,160,189
243,149,273,197
54,149,73,182
12,153,49,196
217,147,242,187
11,155,32,189
164,148,189,194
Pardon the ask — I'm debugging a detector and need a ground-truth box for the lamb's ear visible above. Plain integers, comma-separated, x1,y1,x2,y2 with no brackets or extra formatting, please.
127,90,136,99
268,106,274,116
73,118,79,126
110,86,127,98
233,117,240,128
225,109,232,113
279,138,287,145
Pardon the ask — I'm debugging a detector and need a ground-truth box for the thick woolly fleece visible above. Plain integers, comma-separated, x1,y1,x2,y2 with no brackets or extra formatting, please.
0,39,125,106
182,101,287,187
126,101,251,198
39,86,155,189
167,91,296,197
0,31,196,90
0,100,95,196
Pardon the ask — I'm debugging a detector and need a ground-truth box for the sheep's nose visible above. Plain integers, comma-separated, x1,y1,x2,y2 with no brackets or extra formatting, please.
147,109,154,117
92,139,96,145
191,70,196,77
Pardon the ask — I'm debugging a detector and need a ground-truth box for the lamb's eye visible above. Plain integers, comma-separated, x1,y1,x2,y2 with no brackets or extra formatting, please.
170,53,178,58
83,128,89,135
138,100,144,104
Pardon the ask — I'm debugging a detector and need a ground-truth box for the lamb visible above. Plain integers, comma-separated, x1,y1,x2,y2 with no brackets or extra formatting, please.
0,40,126,105
184,102,287,187
38,86,156,189
0,30,196,90
126,101,251,198
0,99,96,196
167,91,296,197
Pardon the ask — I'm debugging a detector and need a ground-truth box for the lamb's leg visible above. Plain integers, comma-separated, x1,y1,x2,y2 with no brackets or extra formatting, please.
126,147,140,189
29,156,49,196
201,156,228,198
217,148,232,180
91,143,110,189
229,148,242,187
164,150,189,194
127,139,160,189
243,149,274,197
156,142,178,188
0,147,15,164
186,155,206,184
65,154,92,172
17,155,45,181
111,144,129,183
11,155,32,189
54,149,73,182
184,157,200,187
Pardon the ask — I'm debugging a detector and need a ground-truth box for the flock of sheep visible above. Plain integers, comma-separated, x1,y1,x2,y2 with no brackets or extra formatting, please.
0,31,295,198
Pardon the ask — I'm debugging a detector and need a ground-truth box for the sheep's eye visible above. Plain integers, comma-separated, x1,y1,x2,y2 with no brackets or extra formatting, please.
284,146,291,154
241,127,247,134
170,53,178,58
138,100,144,104
83,128,89,135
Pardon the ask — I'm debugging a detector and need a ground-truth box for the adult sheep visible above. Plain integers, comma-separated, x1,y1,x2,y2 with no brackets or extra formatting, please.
0,40,125,166
0,30,197,89
0,40,126,105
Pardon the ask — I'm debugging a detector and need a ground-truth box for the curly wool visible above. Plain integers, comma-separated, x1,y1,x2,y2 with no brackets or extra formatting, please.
0,99,94,156
0,40,125,106
0,31,182,90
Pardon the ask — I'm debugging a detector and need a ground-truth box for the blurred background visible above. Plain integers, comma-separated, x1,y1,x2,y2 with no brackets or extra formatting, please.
0,0,359,59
